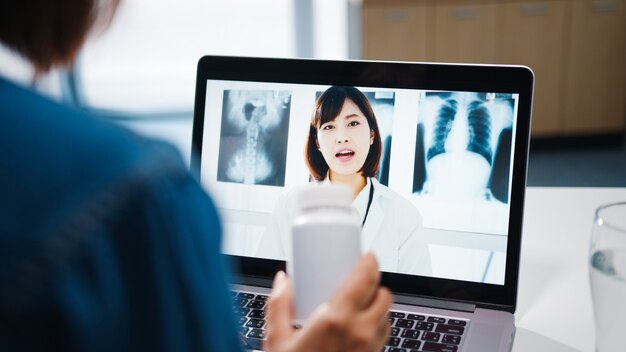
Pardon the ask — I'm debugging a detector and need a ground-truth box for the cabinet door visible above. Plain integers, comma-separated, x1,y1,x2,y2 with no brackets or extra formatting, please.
496,0,568,136
433,1,498,63
362,2,433,61
563,0,626,133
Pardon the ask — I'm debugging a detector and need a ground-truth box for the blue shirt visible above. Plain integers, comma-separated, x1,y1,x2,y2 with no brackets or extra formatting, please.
0,77,242,351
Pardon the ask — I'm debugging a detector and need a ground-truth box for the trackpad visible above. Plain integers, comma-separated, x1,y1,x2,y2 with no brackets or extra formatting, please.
464,322,514,351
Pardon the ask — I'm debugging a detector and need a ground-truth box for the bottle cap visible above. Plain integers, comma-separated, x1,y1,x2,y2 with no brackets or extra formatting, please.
295,183,352,213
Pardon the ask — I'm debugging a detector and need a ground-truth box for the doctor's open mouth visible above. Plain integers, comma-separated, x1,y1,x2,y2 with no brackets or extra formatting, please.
335,149,356,161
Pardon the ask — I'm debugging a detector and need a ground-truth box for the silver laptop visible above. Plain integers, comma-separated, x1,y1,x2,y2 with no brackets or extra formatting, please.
191,56,534,352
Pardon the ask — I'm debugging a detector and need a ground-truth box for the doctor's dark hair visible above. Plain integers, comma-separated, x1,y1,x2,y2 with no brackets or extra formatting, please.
0,0,120,75
305,86,382,181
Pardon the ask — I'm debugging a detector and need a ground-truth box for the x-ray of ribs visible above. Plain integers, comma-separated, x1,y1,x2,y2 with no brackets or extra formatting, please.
427,97,492,164
466,100,492,164
427,98,457,161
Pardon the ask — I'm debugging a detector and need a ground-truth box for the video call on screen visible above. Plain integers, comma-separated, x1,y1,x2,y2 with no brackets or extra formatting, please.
200,80,519,285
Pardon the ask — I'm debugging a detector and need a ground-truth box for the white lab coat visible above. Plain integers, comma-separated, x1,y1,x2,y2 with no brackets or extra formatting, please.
256,177,432,276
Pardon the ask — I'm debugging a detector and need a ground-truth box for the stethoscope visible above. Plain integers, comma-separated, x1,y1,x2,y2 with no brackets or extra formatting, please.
362,180,374,228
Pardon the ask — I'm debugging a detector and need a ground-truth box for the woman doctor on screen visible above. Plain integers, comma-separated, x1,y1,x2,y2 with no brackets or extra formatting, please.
259,86,431,276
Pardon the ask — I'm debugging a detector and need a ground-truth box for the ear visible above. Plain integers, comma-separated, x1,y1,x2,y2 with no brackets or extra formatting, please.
316,138,320,150
370,130,375,145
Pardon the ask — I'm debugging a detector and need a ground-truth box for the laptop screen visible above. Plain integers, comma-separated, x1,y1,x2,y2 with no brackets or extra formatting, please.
192,56,533,310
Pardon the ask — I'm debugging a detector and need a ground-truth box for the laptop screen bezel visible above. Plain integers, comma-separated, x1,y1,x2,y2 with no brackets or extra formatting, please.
191,55,533,313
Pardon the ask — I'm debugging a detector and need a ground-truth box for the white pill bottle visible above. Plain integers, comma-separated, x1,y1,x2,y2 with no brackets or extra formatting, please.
289,183,362,325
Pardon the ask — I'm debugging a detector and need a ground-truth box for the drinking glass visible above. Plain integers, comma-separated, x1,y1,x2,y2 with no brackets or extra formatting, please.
589,202,626,352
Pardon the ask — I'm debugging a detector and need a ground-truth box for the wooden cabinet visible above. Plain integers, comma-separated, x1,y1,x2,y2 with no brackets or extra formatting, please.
563,0,626,134
496,1,568,134
433,2,498,63
362,2,432,61
361,0,626,138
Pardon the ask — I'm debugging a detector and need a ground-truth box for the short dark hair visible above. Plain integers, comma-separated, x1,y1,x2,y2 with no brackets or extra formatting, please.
0,0,120,74
305,86,382,181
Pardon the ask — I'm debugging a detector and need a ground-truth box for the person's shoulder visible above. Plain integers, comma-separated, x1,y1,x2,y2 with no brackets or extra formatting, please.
1,77,185,177
372,179,407,203
372,179,420,215
0,78,190,235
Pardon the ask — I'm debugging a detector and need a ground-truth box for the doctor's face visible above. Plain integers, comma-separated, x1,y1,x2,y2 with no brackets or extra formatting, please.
316,99,374,179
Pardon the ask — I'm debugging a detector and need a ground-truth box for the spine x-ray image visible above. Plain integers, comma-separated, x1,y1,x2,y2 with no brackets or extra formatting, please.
414,92,514,203
217,90,291,186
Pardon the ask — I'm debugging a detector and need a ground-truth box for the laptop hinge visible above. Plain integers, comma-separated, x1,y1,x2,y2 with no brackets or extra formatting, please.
394,294,476,313
233,274,273,288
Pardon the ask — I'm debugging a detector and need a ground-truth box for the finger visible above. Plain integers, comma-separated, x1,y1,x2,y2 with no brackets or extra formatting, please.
351,287,392,352
265,271,295,346
371,310,392,352
361,287,393,326
353,287,393,352
331,252,381,311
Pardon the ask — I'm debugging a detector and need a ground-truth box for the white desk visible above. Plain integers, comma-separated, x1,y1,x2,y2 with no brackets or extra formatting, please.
513,187,626,352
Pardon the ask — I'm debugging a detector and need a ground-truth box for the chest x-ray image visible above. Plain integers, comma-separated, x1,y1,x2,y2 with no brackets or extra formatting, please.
217,89,291,187
414,92,514,204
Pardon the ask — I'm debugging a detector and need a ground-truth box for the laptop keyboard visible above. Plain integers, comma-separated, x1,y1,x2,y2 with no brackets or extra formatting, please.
232,290,469,352
232,291,268,350
385,311,467,352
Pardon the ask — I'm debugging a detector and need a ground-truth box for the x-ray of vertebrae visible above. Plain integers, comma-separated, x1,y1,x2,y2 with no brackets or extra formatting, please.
217,90,291,187
414,92,514,203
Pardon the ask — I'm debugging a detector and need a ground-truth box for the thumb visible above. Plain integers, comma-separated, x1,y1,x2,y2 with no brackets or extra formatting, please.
265,271,295,345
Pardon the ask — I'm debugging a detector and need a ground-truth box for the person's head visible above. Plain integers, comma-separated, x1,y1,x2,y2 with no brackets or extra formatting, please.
305,86,382,181
0,0,120,75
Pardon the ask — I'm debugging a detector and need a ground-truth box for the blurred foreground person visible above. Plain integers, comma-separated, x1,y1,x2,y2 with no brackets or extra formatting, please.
0,1,391,351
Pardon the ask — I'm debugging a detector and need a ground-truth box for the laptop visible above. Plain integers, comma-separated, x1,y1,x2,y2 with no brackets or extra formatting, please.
191,56,533,351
